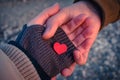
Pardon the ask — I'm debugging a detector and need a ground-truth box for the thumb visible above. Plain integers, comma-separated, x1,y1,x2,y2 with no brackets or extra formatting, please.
43,8,70,39
28,3,60,26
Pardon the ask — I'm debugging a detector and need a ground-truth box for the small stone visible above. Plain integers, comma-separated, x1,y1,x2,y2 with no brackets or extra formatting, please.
104,61,109,65
111,38,117,44
99,66,103,71
82,70,86,78
73,76,77,79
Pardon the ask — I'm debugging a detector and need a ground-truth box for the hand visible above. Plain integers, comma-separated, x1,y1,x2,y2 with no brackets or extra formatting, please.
42,1,101,77
28,3,77,79
27,3,60,80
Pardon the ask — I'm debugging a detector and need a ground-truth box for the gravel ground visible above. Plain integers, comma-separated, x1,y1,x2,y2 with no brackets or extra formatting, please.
0,0,120,80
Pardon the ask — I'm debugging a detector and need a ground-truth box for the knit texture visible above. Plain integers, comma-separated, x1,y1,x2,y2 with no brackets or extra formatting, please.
15,24,76,77
0,43,41,80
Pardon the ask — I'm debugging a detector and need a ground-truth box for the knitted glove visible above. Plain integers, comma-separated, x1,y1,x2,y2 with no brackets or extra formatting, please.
9,24,76,80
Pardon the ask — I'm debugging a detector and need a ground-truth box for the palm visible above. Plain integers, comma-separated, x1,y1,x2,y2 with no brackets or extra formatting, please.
61,15,101,65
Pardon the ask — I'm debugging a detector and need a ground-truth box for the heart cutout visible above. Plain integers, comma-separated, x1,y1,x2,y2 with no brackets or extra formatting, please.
53,42,68,55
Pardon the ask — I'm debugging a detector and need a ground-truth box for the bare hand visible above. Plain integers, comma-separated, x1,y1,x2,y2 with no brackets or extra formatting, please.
42,1,101,77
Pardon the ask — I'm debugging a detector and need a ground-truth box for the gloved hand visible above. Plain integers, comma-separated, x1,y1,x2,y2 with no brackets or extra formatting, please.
9,24,76,80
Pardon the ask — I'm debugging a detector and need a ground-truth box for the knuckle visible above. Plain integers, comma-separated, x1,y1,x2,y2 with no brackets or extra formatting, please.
78,60,87,65
76,53,88,65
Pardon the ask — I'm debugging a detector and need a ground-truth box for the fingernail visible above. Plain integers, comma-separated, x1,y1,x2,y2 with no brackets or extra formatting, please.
63,69,70,77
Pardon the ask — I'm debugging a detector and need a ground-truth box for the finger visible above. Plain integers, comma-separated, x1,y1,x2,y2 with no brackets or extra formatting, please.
74,38,94,65
71,17,98,47
78,37,94,53
72,34,85,47
43,8,71,39
68,24,85,41
28,3,60,26
51,76,56,80
72,25,96,47
62,14,87,35
74,50,89,65
61,63,76,77
66,17,89,43
72,17,100,65
68,17,88,42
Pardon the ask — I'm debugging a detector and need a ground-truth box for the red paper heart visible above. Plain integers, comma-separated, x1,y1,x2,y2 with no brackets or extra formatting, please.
53,42,68,55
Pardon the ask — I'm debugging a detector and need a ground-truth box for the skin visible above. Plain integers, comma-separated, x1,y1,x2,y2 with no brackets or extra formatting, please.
28,1,101,80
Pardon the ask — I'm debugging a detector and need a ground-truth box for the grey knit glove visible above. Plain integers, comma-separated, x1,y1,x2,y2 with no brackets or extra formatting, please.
9,24,76,79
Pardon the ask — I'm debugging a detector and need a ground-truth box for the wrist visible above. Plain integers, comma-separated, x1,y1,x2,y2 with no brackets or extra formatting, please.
74,0,103,30
84,1,103,30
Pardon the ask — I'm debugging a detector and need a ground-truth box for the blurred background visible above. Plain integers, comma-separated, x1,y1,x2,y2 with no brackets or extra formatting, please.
0,0,120,80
